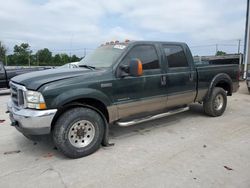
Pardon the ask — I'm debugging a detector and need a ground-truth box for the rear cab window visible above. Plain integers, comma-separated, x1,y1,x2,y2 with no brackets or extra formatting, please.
162,44,189,69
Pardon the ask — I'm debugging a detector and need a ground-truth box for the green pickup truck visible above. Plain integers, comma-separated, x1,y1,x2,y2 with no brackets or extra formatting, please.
7,41,239,158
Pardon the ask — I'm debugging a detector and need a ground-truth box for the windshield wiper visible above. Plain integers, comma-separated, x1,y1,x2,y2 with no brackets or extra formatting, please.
78,64,96,70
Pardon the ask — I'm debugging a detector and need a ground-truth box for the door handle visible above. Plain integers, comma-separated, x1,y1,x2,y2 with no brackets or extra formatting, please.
161,75,167,86
189,73,194,81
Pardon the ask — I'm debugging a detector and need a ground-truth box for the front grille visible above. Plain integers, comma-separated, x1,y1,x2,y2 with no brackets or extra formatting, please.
10,82,26,108
10,83,18,106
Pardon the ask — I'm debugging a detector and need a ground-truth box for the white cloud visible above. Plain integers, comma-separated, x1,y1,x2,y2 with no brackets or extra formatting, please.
104,0,246,41
0,0,247,55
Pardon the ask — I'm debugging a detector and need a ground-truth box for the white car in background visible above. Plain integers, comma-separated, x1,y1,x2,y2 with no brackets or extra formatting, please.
59,62,79,69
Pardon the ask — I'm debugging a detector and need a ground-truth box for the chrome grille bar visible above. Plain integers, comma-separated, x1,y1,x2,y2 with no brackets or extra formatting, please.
9,82,27,108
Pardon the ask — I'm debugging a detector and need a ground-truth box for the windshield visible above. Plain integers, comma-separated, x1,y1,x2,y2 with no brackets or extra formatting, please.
78,44,127,68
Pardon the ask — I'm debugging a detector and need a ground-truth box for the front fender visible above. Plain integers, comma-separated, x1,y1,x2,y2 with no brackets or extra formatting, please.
50,88,112,108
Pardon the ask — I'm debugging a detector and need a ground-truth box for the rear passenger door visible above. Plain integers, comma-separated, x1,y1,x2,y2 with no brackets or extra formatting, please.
162,44,196,108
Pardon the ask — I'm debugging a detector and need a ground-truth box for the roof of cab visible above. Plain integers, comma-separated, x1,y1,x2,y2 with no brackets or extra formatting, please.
102,40,187,46
128,40,187,46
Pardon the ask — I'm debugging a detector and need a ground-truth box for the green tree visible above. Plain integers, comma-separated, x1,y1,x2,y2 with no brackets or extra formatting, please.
13,43,32,66
61,53,70,65
2,42,82,67
70,54,81,62
216,51,226,56
36,48,52,66
0,41,7,63
30,54,37,66
7,54,14,66
53,54,62,66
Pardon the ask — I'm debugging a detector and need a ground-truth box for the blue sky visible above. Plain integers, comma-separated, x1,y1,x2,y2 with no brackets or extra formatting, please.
0,0,247,56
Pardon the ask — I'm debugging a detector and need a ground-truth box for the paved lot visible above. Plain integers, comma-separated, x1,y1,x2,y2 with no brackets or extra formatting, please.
0,82,250,188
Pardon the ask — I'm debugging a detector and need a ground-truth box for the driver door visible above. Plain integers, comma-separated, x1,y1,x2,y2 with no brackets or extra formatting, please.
112,44,167,120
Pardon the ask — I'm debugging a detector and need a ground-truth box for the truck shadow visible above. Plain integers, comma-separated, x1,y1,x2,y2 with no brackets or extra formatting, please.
109,104,205,139
13,134,64,159
14,104,206,159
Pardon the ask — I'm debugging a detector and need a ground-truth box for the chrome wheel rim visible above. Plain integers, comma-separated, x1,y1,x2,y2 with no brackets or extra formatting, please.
214,94,224,111
68,120,95,148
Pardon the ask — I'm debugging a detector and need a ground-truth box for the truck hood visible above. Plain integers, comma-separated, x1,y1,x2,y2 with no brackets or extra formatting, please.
11,68,94,90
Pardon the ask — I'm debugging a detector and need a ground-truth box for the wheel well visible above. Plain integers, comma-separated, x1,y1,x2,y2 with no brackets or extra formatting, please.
215,81,232,96
51,98,109,131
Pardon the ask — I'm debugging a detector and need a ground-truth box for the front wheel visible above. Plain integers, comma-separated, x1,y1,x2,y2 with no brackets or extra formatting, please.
203,87,227,117
53,107,104,158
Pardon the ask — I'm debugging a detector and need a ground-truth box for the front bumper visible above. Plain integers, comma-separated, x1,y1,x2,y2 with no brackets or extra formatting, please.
7,100,57,135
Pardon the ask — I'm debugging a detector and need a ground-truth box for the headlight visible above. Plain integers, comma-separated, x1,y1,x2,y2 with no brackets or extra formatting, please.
25,91,47,109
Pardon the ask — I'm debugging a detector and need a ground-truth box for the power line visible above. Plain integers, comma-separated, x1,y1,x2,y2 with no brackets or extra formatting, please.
189,44,216,48
219,44,244,46
190,43,244,48
49,48,95,52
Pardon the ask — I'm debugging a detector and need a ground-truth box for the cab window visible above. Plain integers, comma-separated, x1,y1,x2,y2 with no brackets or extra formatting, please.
121,45,160,70
162,45,189,68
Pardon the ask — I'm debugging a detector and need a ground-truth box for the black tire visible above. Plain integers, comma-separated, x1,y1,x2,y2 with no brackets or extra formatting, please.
203,87,227,117
53,107,104,158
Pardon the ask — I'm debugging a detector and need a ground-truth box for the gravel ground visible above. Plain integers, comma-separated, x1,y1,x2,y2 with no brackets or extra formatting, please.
0,82,250,188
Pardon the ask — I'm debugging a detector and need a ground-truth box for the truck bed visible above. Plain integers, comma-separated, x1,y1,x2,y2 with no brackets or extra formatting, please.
195,64,239,102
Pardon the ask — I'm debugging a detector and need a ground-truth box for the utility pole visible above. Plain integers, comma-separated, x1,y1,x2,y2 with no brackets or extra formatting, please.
37,53,39,66
84,48,86,57
216,44,218,55
28,55,31,67
244,0,250,79
238,39,241,54
69,34,73,59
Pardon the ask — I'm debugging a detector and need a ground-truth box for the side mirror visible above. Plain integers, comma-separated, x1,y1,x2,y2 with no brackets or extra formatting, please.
129,58,143,77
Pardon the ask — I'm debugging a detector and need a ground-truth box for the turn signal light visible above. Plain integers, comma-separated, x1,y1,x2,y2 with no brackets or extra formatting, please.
39,103,47,109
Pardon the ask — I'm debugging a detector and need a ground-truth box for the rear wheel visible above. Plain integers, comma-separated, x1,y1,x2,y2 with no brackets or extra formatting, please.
203,87,227,117
53,107,104,158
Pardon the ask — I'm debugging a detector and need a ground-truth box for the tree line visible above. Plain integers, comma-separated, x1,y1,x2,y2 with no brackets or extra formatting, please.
0,41,228,66
0,41,82,66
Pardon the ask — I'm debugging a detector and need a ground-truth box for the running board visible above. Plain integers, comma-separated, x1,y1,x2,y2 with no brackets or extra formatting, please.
116,106,190,127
